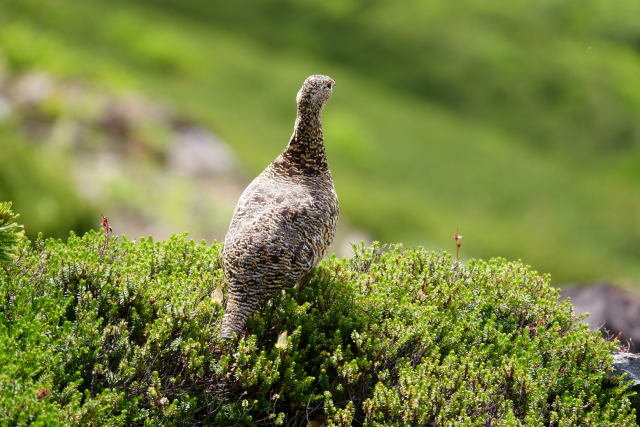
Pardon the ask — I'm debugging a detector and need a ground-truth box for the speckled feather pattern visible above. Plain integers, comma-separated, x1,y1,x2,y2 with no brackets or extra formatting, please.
220,75,339,339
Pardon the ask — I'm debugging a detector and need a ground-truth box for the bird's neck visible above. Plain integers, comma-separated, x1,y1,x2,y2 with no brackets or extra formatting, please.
279,107,328,174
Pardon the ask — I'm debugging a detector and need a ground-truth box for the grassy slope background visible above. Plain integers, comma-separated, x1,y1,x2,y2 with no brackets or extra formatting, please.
1,0,640,283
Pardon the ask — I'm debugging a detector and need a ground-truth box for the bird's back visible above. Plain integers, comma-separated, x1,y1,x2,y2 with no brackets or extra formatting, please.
220,166,338,338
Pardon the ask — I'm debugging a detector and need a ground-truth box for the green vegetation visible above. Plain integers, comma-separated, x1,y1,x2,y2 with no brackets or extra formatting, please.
1,0,640,283
0,227,634,425
0,129,97,239
2,3,639,420
0,202,23,263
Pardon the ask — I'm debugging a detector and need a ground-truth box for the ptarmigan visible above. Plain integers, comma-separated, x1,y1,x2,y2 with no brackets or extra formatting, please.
220,75,339,339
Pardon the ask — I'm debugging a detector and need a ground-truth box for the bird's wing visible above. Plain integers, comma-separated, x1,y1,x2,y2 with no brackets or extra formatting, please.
223,183,317,289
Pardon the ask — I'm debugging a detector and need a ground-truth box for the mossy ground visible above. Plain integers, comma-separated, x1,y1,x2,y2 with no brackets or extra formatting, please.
0,231,635,425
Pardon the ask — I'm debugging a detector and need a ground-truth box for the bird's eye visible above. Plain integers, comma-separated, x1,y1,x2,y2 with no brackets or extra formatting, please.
326,83,333,89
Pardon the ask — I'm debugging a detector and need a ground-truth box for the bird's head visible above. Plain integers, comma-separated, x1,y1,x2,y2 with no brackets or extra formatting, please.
296,75,335,112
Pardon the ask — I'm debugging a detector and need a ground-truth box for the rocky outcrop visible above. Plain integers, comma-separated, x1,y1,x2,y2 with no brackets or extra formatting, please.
612,352,640,419
168,127,239,177
562,283,640,352
566,285,640,419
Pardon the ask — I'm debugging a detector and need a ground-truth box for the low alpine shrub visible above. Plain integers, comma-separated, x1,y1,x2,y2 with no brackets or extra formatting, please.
0,230,634,425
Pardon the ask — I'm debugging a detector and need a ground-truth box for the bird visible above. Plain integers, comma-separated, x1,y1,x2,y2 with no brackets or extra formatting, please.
220,75,339,339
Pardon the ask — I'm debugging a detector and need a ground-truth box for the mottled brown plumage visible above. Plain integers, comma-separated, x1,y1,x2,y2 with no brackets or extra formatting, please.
220,75,339,339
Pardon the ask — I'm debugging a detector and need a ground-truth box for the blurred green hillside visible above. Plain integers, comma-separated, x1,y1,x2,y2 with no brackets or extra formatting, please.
1,0,640,283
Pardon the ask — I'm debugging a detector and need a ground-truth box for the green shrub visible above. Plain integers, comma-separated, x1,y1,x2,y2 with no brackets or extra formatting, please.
0,231,634,425
0,202,24,263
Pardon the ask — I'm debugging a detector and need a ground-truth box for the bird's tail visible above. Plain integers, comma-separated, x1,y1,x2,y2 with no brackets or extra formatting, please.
220,294,255,339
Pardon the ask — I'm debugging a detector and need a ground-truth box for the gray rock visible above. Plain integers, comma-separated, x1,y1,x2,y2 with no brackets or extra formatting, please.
562,283,640,352
167,127,238,177
0,95,12,122
611,352,640,419
11,72,53,106
612,352,640,385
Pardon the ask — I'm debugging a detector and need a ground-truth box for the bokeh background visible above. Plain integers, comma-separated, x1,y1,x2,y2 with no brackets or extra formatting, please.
1,0,640,292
